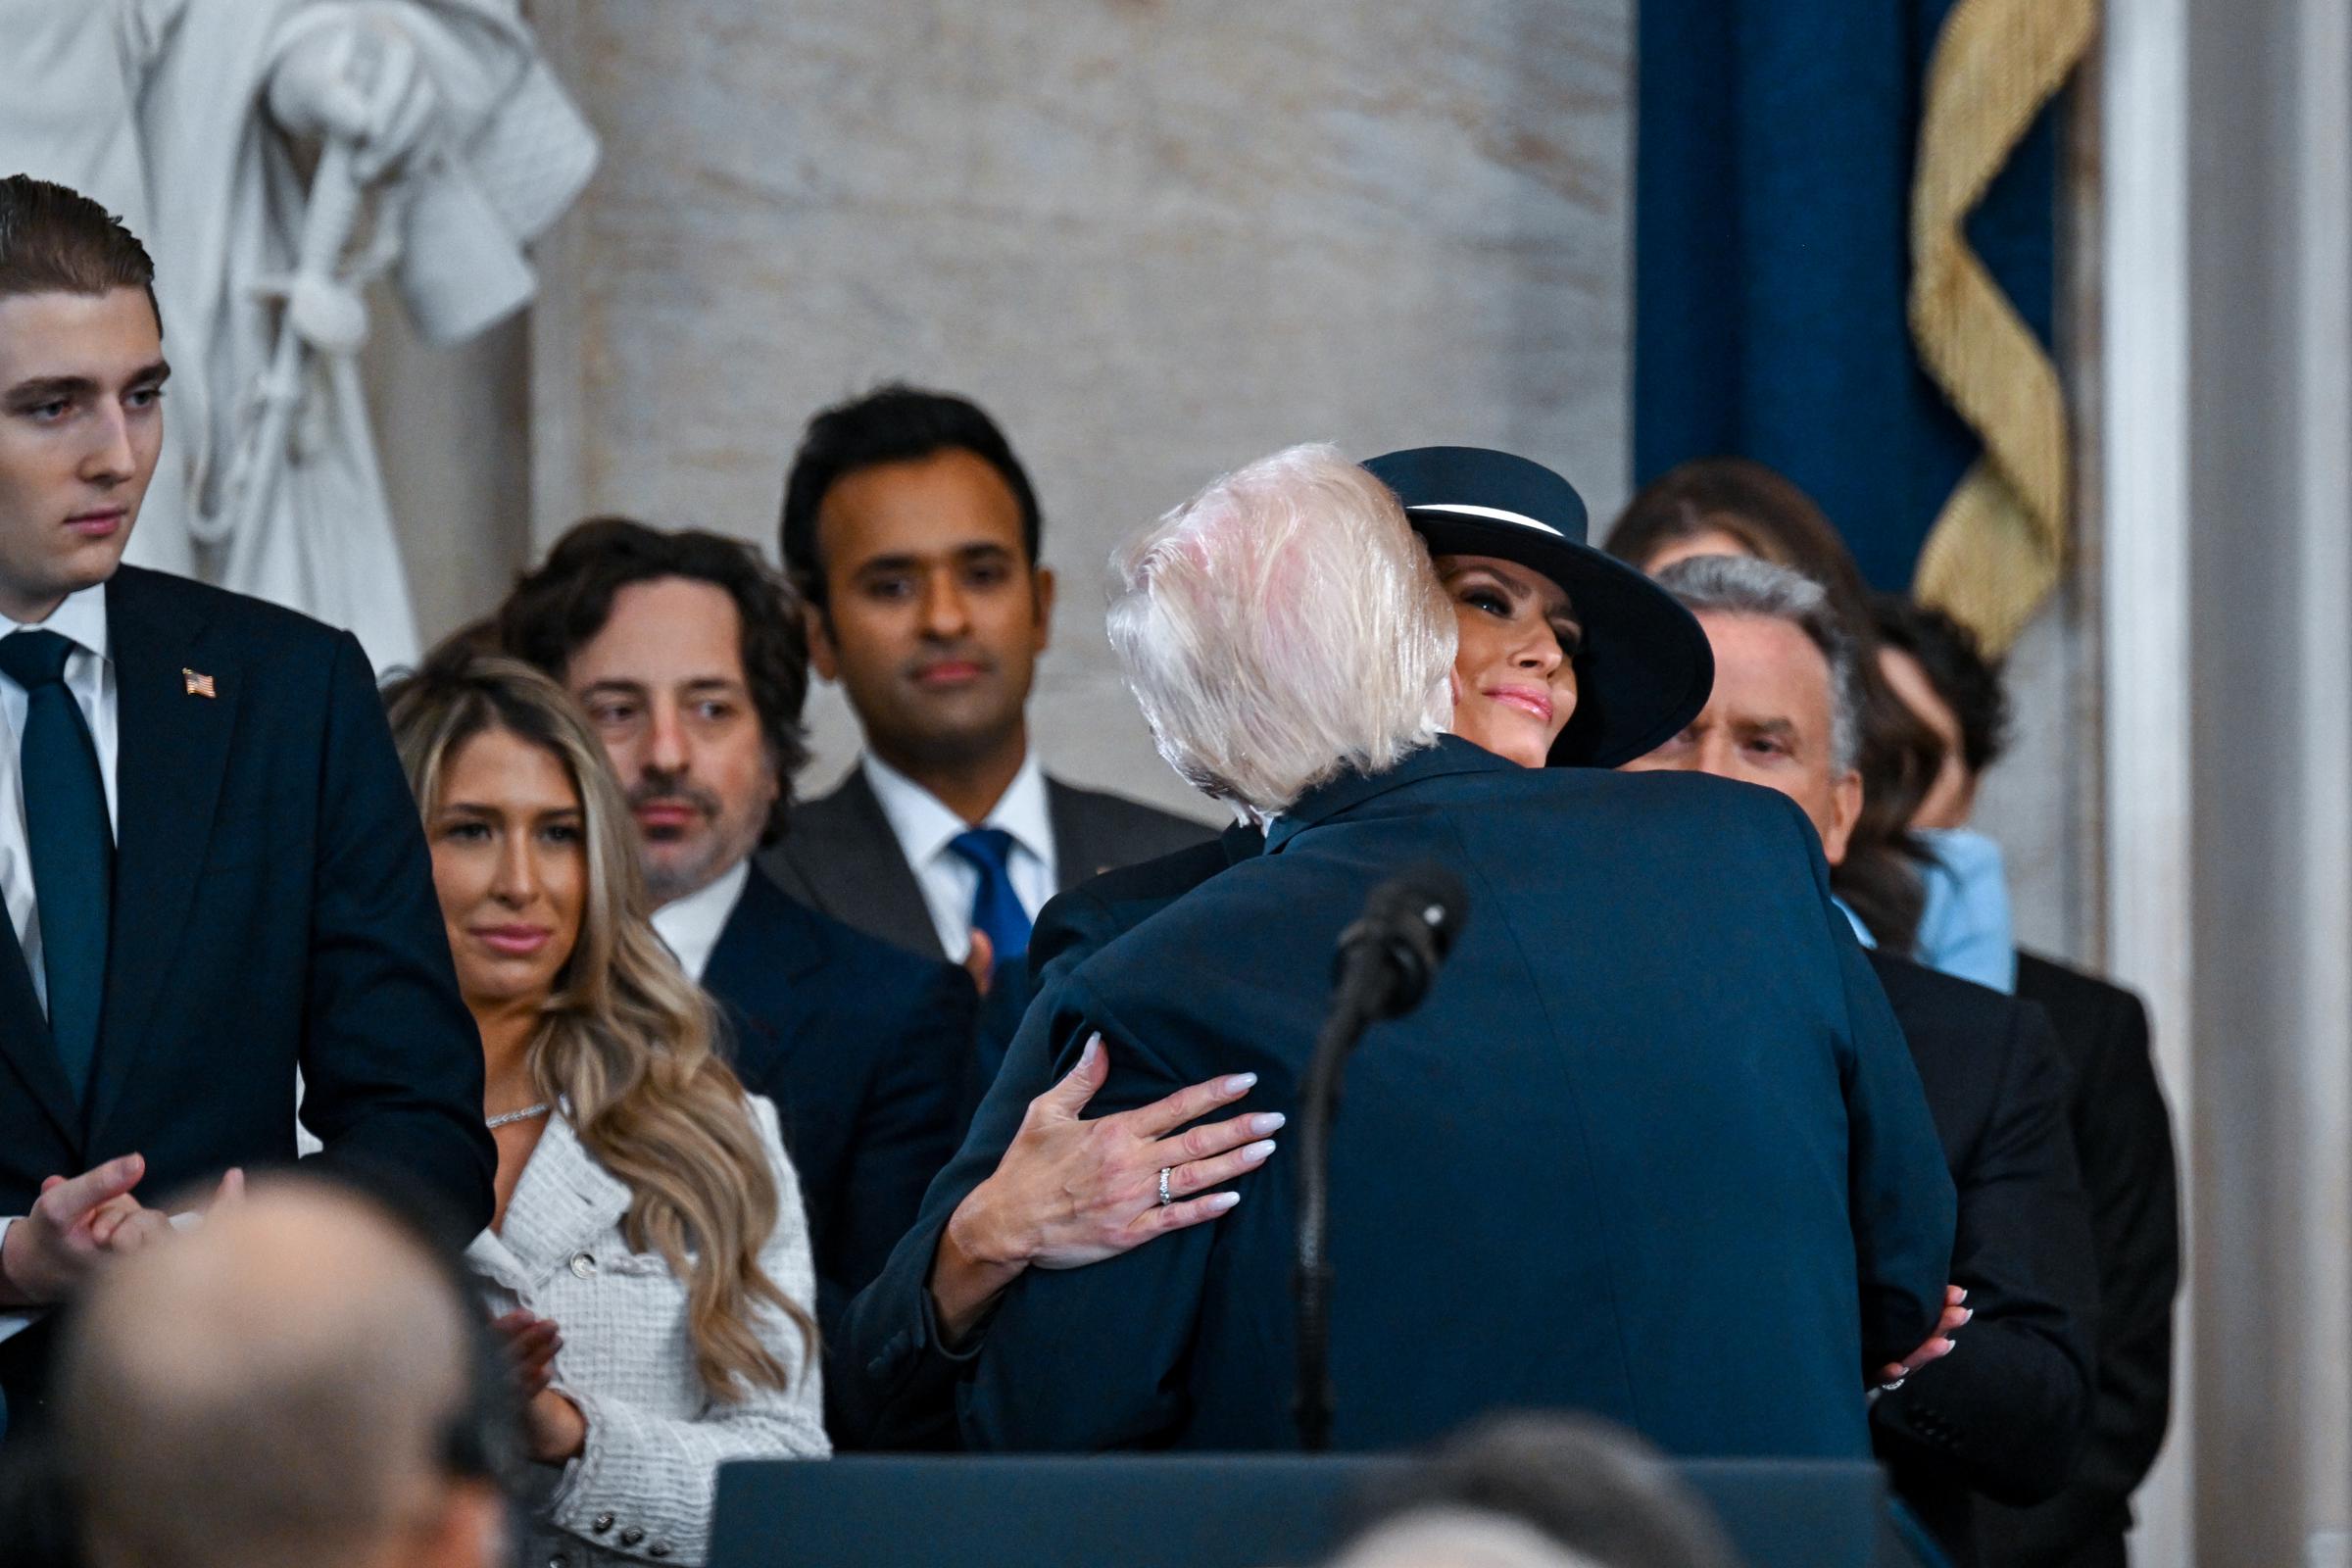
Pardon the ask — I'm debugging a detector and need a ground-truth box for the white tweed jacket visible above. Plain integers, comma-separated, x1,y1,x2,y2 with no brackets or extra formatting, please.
467,1094,830,1568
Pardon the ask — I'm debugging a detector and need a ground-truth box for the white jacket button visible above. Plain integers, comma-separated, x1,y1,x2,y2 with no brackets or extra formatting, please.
569,1251,596,1279
619,1527,645,1546
591,1513,615,1535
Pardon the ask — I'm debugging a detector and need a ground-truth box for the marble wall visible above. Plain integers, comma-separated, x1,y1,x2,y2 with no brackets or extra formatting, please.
527,0,1634,817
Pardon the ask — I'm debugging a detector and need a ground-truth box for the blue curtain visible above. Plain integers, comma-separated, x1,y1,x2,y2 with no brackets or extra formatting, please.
1632,0,2060,592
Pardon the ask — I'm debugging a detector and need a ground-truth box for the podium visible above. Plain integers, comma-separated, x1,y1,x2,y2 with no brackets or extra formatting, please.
710,1455,1929,1568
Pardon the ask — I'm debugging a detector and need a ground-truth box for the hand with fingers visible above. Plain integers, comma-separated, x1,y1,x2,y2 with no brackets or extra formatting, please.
491,1309,564,1400
930,1034,1280,1342
0,1153,158,1306
1877,1284,1972,1389
78,1166,245,1259
489,1307,587,1462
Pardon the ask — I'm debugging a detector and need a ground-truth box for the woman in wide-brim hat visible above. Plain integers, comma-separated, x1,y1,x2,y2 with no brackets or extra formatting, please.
1363,446,1714,770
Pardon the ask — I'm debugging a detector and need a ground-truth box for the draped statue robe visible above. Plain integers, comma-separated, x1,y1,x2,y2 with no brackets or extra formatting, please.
0,0,596,669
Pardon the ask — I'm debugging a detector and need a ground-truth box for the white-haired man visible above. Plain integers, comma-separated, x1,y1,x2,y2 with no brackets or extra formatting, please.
957,443,1956,1457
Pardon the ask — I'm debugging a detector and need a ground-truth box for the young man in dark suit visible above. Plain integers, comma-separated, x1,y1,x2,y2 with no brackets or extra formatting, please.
492,519,976,1367
958,446,1957,1457
0,176,494,1433
767,386,1210,1017
1630,557,2100,1564
1873,593,2180,1568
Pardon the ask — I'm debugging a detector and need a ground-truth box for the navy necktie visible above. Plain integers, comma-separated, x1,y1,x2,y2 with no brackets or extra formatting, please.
0,629,111,1101
949,826,1032,972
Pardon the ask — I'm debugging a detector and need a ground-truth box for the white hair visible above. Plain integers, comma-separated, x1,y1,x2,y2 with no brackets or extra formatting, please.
1106,443,1456,818
1331,1509,1604,1568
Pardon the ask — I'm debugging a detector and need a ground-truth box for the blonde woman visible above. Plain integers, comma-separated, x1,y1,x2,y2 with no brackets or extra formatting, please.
383,650,827,1568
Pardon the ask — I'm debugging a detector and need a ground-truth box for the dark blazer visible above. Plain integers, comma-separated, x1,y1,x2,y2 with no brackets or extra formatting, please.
1865,954,2098,1566
760,763,1214,960
1976,955,2179,1568
829,824,1261,1449
699,865,975,1349
956,739,1955,1456
0,567,495,1427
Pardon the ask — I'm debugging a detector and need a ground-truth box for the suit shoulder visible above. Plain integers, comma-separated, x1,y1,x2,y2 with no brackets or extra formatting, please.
1869,952,2044,1055
116,565,352,659
741,866,964,995
1047,776,1216,858
2015,950,2147,1030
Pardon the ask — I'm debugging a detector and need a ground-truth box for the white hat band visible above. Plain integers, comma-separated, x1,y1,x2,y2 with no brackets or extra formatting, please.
1408,503,1562,537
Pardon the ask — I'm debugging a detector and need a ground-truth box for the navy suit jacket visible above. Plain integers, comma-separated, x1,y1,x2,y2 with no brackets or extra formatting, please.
700,865,975,1353
1865,955,2098,1564
829,823,1260,1448
0,567,495,1429
956,738,1955,1456
1977,955,2178,1568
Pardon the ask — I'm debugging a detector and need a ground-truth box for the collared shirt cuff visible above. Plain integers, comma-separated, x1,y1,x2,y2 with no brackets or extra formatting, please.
0,1218,45,1346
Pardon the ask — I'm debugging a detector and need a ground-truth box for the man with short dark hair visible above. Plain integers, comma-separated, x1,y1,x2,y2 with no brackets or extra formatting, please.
0,173,493,1436
1629,556,2100,1564
769,385,1209,1021
492,517,975,1360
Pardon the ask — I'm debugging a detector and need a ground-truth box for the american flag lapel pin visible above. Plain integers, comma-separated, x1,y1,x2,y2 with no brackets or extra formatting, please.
182,667,217,699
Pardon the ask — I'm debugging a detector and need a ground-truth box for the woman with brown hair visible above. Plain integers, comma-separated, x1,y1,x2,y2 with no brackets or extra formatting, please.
383,650,826,1568
1604,458,1943,957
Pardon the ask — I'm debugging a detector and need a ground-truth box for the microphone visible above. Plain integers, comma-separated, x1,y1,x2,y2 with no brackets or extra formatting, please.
1330,867,1470,1022
1294,865,1469,1452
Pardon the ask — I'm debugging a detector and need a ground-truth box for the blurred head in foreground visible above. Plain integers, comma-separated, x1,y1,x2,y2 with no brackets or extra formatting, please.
54,1177,511,1568
1334,1414,1741,1568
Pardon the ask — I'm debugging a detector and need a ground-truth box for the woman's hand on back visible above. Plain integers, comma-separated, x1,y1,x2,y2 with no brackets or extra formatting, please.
929,1035,1281,1342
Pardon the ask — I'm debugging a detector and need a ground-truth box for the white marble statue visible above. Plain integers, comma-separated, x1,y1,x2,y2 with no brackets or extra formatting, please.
0,0,597,669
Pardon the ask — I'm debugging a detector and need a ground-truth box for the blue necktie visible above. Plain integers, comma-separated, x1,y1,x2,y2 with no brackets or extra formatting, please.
0,629,111,1102
949,827,1031,971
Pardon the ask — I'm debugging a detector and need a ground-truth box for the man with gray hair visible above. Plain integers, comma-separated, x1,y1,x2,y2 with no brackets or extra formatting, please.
958,444,1956,1456
1627,555,2098,1563
50,1177,511,1568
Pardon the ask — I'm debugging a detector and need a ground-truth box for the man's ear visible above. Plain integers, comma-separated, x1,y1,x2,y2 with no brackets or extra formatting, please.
806,600,838,683
1821,769,1865,867
1030,564,1056,653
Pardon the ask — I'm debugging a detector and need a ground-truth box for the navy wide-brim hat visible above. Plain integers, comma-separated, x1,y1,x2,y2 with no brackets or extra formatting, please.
1363,446,1715,768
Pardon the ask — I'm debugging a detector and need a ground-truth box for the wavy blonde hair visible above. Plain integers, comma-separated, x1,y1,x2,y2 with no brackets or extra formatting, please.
383,650,814,1398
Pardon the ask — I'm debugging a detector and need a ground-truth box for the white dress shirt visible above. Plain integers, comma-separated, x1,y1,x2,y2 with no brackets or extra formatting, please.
0,583,121,1016
860,750,1054,962
648,858,750,985
0,583,118,1343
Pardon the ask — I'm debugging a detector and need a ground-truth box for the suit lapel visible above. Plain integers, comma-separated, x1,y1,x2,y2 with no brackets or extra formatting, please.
87,569,237,1141
702,867,827,1074
780,770,944,957
0,910,79,1150
493,1115,631,1277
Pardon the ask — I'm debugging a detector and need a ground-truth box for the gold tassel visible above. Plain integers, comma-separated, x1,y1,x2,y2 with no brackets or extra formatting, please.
1907,0,2097,653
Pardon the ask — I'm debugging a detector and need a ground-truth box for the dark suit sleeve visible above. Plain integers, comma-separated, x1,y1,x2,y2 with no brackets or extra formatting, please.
818,959,976,1330
1829,907,1958,1375
1981,984,2180,1557
957,986,1213,1450
830,969,1079,1449
1874,1002,2097,1504
295,632,495,1237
